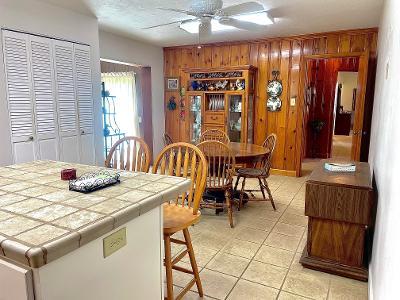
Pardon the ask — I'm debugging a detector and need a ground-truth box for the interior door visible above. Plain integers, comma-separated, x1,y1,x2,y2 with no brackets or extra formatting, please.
74,43,95,164
29,35,59,161
2,30,36,163
351,52,369,161
53,40,80,163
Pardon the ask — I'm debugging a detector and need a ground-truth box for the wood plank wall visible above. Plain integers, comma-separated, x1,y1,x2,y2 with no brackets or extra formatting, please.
164,28,378,175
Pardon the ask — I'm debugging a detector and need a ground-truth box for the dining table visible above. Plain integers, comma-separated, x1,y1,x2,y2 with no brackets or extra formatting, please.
228,142,270,165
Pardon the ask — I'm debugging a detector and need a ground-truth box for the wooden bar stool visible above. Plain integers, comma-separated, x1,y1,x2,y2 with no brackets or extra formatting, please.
105,136,151,172
153,142,207,300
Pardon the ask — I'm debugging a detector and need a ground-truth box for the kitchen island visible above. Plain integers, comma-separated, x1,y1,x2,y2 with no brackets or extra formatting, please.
0,160,190,300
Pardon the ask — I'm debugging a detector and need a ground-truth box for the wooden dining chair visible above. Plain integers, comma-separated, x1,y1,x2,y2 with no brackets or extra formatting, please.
197,141,236,228
153,142,207,300
163,133,174,146
234,133,277,210
199,129,230,144
105,136,151,172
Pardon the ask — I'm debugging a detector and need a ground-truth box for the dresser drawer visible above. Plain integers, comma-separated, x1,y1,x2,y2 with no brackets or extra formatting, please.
204,112,225,124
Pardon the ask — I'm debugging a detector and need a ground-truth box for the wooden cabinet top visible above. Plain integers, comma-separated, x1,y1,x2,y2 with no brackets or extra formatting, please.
307,160,372,190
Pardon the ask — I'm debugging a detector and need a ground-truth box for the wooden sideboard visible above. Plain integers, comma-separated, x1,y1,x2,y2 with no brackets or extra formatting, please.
300,160,374,281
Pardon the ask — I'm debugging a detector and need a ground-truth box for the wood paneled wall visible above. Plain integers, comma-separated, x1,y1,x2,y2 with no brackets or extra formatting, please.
164,28,378,175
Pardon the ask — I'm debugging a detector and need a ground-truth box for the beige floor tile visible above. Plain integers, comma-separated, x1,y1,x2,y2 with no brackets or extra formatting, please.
297,235,307,253
193,232,231,251
182,245,218,267
278,291,311,300
280,213,308,227
328,276,368,300
222,239,260,259
206,252,250,277
272,223,305,237
285,206,305,216
227,279,279,300
290,252,304,272
193,269,237,299
238,217,276,231
171,262,197,288
242,260,287,289
282,269,330,300
182,290,214,299
234,227,269,244
254,245,295,268
265,232,301,252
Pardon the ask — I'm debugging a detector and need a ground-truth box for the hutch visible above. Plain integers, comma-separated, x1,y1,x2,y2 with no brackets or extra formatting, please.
181,65,257,144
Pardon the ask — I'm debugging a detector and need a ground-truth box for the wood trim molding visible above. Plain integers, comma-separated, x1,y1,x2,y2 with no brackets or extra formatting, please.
164,28,378,50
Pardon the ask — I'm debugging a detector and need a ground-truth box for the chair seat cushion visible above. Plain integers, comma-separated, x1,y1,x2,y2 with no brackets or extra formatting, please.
163,203,201,234
236,168,266,177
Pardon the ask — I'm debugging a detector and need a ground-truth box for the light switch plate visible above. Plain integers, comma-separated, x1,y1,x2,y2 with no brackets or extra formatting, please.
103,227,127,258
290,97,296,106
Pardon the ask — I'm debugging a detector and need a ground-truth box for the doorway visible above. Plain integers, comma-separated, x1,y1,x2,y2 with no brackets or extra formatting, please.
100,60,153,158
298,52,370,175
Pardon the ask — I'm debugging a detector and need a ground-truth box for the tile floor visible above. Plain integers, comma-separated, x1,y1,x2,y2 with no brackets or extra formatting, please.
167,161,368,300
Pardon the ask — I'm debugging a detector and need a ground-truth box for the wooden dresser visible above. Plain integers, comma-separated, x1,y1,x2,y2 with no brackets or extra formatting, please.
300,160,374,281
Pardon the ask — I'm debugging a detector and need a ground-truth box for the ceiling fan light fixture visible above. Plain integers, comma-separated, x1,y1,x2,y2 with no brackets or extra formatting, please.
179,19,235,34
232,12,274,25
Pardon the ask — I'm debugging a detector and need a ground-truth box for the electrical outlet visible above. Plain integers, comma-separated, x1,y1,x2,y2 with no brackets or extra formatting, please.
290,97,296,106
103,228,127,258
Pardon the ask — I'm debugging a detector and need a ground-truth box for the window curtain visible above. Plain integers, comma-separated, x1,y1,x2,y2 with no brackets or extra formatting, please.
101,72,139,137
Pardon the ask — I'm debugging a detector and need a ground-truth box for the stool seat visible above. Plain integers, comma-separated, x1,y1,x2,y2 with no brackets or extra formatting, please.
163,204,201,235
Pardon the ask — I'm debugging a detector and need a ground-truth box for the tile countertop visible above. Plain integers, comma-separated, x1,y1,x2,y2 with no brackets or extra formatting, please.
0,160,191,268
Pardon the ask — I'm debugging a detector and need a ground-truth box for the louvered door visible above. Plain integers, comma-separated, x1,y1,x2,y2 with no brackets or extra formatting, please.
29,35,59,160
53,40,80,163
2,30,36,163
74,44,95,164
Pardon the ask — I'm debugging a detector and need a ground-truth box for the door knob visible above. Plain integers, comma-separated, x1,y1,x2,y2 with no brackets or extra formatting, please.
28,136,34,141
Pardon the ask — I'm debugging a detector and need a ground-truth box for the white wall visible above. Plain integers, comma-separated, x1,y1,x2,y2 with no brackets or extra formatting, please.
98,30,164,157
0,0,103,166
368,0,400,298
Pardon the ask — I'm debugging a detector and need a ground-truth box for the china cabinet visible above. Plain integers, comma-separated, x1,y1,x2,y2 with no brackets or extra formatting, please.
182,66,257,143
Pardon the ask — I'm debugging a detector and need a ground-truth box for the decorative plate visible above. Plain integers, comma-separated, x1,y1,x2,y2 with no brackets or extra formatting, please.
267,80,283,98
267,97,282,112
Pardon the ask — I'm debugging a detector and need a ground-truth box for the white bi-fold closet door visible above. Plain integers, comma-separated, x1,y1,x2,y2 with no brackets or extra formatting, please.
2,30,95,164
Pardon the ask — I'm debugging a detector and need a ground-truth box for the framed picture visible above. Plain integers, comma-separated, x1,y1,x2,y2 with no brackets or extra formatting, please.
165,77,179,91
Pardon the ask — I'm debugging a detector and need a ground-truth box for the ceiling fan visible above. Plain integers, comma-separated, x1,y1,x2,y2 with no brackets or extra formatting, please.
143,0,273,40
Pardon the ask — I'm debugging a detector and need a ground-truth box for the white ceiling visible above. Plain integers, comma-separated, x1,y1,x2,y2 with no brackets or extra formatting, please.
40,0,383,47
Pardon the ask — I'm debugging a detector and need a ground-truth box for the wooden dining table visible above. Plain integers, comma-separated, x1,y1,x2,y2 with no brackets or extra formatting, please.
229,142,270,165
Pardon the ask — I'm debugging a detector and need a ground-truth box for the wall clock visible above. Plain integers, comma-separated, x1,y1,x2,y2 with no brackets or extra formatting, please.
267,70,283,112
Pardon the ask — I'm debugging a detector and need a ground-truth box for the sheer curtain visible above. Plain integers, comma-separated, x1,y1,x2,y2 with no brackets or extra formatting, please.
101,72,139,137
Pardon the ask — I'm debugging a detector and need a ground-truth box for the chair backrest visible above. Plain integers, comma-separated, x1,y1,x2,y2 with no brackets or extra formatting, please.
197,141,235,189
199,129,230,144
105,136,151,172
259,133,277,176
152,142,207,214
163,133,173,146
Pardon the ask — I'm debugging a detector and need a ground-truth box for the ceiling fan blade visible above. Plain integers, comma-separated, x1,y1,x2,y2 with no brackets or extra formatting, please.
142,18,195,29
220,2,265,16
218,18,265,31
199,20,212,40
157,8,198,17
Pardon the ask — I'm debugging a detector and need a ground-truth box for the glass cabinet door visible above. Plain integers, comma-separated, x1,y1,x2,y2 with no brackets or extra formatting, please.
228,94,243,142
189,95,202,143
